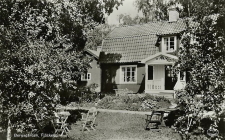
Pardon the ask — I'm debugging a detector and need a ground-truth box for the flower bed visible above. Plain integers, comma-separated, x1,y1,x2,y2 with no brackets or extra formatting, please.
93,94,171,111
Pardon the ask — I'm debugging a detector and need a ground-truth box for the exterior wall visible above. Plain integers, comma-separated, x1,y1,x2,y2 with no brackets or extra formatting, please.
78,58,101,92
87,59,101,91
101,63,145,93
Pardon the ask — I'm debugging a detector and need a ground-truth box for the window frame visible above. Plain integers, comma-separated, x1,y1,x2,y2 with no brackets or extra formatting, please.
148,65,153,80
120,65,137,84
180,71,186,82
81,73,91,81
162,36,177,52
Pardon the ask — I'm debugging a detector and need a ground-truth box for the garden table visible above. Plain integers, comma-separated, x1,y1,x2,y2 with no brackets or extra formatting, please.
52,111,71,136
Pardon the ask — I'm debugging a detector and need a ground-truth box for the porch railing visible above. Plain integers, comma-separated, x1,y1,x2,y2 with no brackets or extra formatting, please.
146,78,163,90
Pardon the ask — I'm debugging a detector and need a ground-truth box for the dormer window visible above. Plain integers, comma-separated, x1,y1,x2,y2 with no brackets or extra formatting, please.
162,36,177,52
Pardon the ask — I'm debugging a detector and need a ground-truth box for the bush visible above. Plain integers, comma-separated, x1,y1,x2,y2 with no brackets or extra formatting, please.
97,94,171,111
97,96,117,109
59,83,101,105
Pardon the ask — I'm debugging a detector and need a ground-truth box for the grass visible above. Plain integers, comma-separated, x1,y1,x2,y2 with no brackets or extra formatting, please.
68,112,181,140
1,111,220,140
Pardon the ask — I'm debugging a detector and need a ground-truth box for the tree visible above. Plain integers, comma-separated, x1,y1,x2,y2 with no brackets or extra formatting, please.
173,0,225,139
0,0,123,137
85,23,114,50
135,0,169,22
118,14,143,25
173,0,194,17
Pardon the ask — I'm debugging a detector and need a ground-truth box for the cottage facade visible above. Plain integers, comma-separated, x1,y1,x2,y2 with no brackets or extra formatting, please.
78,48,101,92
99,9,187,95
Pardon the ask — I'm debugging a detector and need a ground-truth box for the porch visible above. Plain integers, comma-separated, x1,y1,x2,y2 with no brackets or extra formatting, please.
141,53,179,95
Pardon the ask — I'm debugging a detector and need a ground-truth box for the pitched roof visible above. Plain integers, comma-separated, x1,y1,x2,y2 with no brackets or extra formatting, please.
100,19,187,63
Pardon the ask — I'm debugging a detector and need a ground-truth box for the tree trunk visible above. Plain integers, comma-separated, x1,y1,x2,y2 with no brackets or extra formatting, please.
7,119,11,140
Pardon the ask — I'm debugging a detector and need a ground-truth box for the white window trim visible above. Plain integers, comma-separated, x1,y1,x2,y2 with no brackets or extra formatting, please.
162,36,177,52
120,65,137,84
81,73,91,81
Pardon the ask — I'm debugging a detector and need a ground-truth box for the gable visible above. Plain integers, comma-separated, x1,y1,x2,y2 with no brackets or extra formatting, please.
141,53,178,64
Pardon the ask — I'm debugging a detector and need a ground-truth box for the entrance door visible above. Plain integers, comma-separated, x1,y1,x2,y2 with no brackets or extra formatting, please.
146,65,164,91
165,65,177,90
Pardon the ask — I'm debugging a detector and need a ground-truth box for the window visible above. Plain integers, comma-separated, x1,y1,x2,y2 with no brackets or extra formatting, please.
120,65,137,83
180,72,186,81
81,73,91,81
165,65,174,77
148,65,153,80
163,36,176,52
165,65,176,81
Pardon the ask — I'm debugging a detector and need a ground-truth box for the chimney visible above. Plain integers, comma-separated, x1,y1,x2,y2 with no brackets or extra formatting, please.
168,6,179,22
97,46,102,53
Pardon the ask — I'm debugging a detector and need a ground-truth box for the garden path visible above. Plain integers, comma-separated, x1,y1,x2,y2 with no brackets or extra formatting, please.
59,106,177,115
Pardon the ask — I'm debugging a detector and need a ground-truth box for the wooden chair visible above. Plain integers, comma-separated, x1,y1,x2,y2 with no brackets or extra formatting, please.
33,113,51,140
33,113,46,134
81,107,98,131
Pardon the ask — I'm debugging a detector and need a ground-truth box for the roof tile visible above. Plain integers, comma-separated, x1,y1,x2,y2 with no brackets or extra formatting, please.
100,19,187,63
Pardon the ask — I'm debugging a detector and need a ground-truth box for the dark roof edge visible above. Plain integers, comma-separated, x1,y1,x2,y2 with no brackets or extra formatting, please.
84,49,99,60
100,61,140,64
104,33,157,40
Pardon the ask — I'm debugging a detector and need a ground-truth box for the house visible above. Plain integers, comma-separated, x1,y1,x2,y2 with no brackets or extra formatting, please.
99,7,187,95
78,47,101,92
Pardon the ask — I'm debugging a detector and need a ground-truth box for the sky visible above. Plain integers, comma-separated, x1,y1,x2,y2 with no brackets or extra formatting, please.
106,0,143,25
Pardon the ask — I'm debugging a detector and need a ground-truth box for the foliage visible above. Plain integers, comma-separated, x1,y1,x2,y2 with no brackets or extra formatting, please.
97,94,171,111
60,83,101,105
135,0,170,22
85,24,114,50
173,0,225,139
0,0,123,133
118,14,142,25
171,0,194,17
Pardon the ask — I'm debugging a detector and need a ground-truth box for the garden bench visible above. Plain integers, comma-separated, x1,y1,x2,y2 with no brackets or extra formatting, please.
114,88,133,96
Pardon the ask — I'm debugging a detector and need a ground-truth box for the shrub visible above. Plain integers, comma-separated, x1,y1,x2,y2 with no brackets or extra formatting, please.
97,94,171,111
60,83,101,105
97,96,117,109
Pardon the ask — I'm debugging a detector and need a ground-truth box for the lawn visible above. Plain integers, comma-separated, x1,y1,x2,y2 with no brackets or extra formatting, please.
0,112,182,140
69,112,181,140
1,109,219,140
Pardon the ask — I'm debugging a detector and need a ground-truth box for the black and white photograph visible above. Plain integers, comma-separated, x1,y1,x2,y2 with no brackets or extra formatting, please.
0,0,224,140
